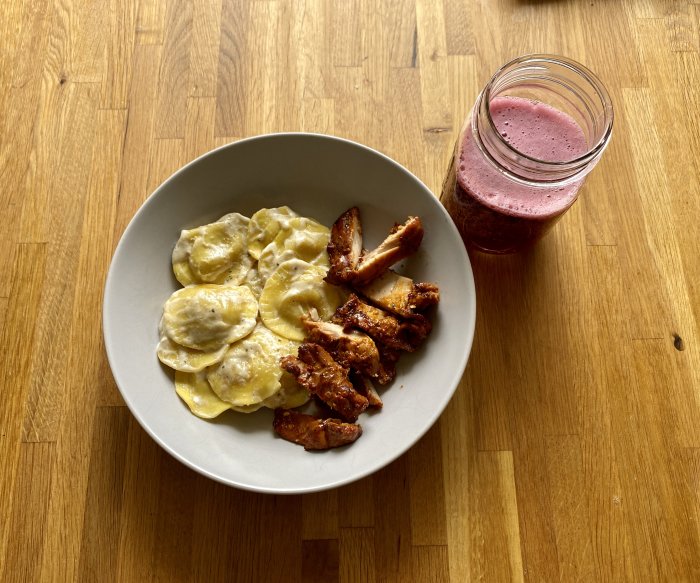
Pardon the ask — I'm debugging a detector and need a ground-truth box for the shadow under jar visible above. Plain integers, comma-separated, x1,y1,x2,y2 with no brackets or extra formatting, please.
441,54,614,254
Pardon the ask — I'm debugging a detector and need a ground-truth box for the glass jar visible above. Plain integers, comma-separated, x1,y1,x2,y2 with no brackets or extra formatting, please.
441,54,614,254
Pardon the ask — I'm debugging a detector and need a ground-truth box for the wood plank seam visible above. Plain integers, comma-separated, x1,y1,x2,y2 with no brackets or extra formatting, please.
117,108,131,205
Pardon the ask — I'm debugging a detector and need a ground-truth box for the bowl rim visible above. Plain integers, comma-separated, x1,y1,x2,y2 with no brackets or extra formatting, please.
103,131,476,494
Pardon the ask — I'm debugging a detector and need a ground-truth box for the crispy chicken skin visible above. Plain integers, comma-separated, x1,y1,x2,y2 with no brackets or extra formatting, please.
273,409,362,450
303,318,380,378
350,372,383,408
357,270,440,317
333,294,431,352
280,343,369,421
411,282,440,310
375,343,401,385
352,216,424,285
326,206,363,285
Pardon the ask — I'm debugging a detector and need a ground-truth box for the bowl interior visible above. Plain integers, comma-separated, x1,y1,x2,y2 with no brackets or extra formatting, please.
104,133,475,493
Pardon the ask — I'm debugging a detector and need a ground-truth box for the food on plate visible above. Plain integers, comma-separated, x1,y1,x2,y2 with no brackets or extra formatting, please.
333,293,431,352
325,211,424,286
242,266,264,299
349,371,383,408
158,207,322,417
375,343,401,385
156,334,228,373
325,206,363,285
259,258,342,342
172,212,253,286
357,270,439,318
273,409,363,450
261,371,311,409
352,216,424,285
207,323,299,407
161,284,258,351
280,343,369,421
302,317,380,380
257,216,330,281
275,207,439,449
157,205,440,452
247,206,299,260
174,368,308,419
175,370,247,418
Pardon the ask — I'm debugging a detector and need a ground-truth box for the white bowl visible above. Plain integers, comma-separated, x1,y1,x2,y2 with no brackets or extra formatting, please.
103,133,476,494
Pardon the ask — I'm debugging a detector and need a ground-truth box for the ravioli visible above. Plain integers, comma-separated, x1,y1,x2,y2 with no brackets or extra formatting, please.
172,213,252,286
157,334,228,372
175,370,232,418
230,403,265,414
159,206,343,421
162,284,258,351
247,206,299,260
259,259,342,341
207,324,299,407
242,266,264,299
257,217,331,281
262,371,310,409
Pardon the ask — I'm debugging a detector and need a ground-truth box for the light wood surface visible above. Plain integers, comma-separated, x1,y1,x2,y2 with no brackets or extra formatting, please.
1,1,699,581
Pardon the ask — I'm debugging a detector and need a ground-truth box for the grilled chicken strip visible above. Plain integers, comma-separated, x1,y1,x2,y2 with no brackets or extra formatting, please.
333,294,431,352
357,270,439,317
280,343,369,421
303,318,380,379
350,372,383,408
273,409,362,450
326,206,363,285
353,216,424,285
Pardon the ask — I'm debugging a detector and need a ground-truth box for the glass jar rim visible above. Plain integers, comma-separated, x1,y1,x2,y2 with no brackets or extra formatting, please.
481,54,614,170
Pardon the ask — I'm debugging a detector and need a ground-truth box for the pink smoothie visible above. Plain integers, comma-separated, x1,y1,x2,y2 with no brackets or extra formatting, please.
444,96,588,253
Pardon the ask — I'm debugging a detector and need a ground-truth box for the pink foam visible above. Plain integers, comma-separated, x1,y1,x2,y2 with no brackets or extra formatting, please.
457,96,588,219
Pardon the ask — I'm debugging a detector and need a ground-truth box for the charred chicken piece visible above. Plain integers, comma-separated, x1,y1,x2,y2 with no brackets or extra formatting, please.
333,294,431,352
303,318,380,379
280,343,369,421
357,270,439,317
312,395,338,419
353,216,424,285
375,343,401,385
273,409,362,450
326,206,363,285
350,371,383,408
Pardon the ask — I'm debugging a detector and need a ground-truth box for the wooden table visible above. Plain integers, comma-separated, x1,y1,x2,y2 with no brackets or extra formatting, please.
1,1,699,581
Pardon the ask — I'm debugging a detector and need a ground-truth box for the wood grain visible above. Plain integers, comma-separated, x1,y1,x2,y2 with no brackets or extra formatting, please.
303,539,339,582
153,0,192,139
77,407,130,582
1,1,699,581
0,297,7,336
0,244,48,581
1,443,54,583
